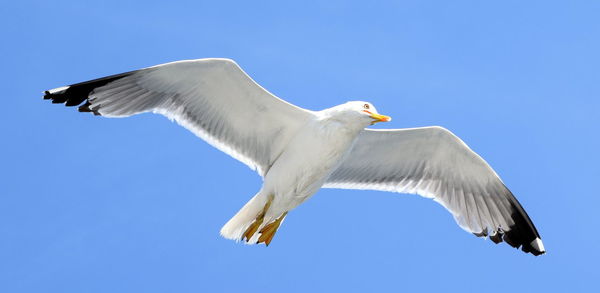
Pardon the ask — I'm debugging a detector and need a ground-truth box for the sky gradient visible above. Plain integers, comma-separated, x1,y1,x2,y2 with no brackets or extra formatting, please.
2,1,599,292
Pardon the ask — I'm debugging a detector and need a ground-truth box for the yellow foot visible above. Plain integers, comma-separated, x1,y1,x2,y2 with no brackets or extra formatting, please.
242,217,263,242
258,212,288,246
242,197,273,242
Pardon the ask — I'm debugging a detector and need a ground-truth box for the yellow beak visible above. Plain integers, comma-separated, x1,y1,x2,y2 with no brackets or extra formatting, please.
368,112,392,123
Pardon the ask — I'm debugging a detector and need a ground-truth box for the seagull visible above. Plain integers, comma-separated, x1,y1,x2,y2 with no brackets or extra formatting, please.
44,58,545,255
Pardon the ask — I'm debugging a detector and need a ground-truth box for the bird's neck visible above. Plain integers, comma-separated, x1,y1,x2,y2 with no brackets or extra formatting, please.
316,115,366,137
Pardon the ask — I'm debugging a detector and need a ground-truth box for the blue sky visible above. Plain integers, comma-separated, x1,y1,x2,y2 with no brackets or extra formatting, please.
2,1,599,292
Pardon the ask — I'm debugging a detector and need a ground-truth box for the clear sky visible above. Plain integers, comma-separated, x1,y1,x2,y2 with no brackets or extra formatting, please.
2,1,599,292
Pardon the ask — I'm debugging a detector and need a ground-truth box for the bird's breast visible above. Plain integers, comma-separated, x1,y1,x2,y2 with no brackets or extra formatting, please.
263,122,360,201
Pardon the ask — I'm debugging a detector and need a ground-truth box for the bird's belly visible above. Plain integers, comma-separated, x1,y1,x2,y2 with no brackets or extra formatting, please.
263,127,356,211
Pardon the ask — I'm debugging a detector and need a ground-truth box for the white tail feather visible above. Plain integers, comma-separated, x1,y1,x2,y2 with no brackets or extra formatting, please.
220,192,267,242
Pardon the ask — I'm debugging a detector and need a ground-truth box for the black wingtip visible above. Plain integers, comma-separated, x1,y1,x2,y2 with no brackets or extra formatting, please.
477,230,545,256
43,90,53,99
471,187,545,256
501,195,545,256
477,215,545,256
43,70,136,115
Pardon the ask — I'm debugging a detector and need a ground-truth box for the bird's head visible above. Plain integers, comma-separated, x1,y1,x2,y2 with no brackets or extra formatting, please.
320,101,392,130
338,101,392,126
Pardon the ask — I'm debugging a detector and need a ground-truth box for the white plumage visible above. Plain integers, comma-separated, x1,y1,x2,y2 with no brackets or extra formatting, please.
45,58,545,255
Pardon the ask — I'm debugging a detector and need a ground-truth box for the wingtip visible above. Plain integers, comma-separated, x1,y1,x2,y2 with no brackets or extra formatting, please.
46,85,70,95
530,238,546,255
480,232,545,256
43,70,135,112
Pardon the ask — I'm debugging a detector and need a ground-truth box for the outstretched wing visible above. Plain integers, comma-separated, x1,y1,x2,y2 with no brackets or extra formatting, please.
44,58,314,176
324,126,545,255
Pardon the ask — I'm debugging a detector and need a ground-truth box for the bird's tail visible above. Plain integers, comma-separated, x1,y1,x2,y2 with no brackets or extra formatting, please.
220,192,288,245
220,192,269,243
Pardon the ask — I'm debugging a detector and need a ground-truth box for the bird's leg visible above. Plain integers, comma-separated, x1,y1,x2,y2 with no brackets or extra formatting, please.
257,211,288,246
242,196,273,242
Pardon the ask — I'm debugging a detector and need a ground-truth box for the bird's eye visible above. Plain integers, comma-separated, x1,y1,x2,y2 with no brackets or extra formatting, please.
363,104,370,109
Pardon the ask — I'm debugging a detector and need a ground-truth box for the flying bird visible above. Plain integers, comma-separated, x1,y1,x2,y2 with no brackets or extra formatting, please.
44,58,545,255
